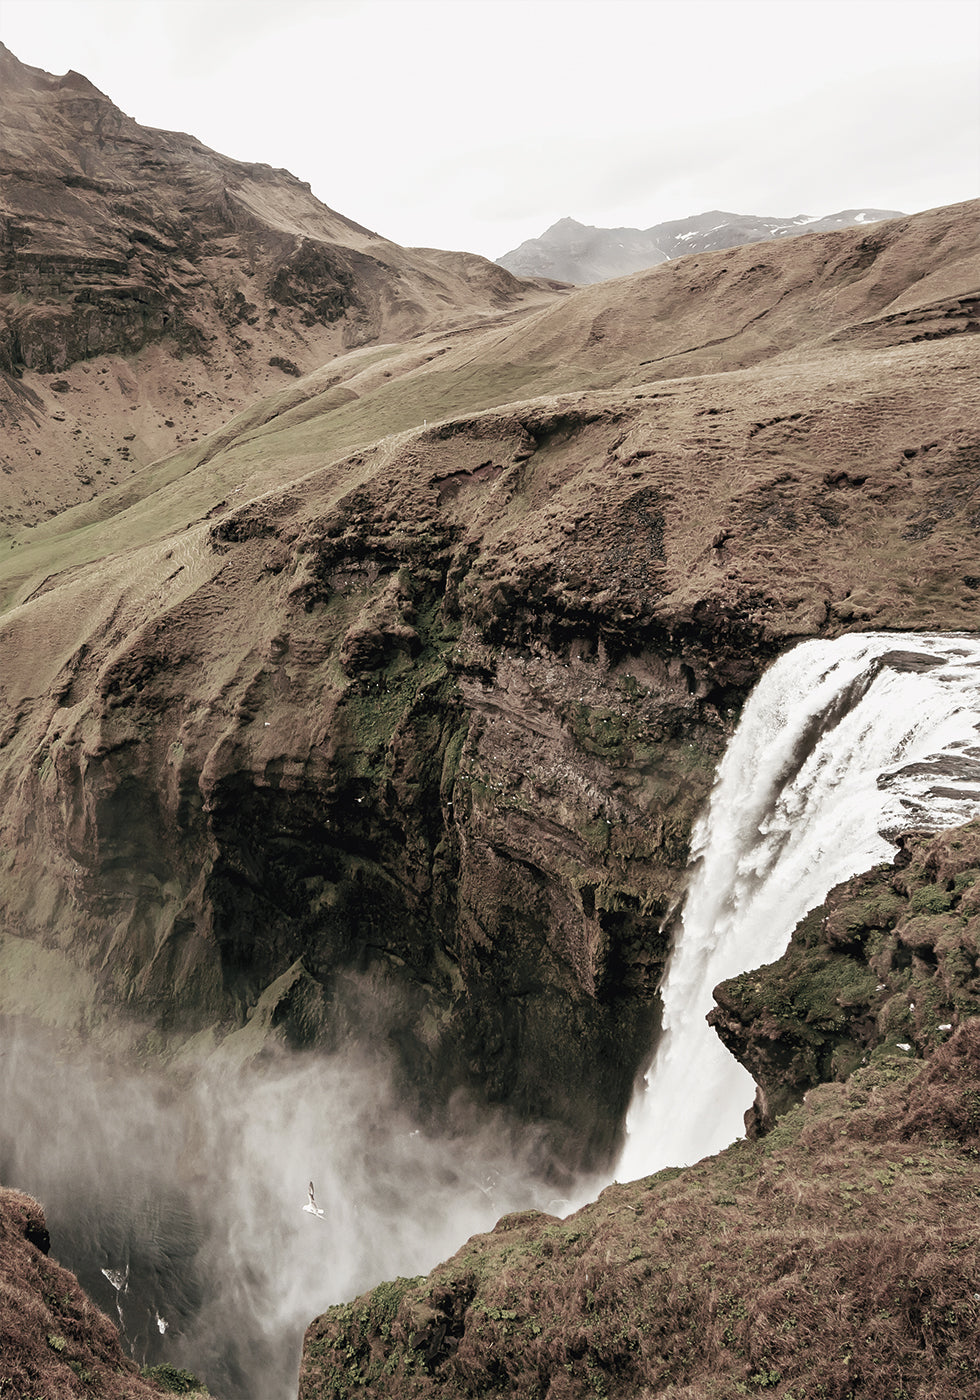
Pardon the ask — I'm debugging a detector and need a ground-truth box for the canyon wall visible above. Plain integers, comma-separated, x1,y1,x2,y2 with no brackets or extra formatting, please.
0,49,979,1396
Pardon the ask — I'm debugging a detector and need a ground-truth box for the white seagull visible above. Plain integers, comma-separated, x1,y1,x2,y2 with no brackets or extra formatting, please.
303,1181,326,1221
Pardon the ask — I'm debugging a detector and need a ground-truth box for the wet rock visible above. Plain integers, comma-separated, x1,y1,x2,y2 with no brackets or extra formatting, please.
710,821,980,1131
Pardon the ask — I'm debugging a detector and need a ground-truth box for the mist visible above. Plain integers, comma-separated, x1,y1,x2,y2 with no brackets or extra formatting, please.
0,1007,579,1399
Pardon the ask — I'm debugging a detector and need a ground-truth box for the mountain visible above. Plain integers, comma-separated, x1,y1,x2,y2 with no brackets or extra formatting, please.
0,192,975,1150
497,206,906,283
0,42,553,530
0,42,979,1400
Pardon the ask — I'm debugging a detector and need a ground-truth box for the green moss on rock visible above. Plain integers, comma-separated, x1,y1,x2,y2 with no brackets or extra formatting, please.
711,820,980,1131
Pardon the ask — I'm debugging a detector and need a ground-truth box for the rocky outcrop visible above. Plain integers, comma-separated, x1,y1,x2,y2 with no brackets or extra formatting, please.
0,400,750,1170
710,821,980,1133
299,1020,980,1399
0,1186,178,1398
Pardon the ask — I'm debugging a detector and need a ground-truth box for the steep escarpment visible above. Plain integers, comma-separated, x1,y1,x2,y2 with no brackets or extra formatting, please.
0,43,552,529
0,401,741,1168
0,198,978,1172
300,1020,980,1400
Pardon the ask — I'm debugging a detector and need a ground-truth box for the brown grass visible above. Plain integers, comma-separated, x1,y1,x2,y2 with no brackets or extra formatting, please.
0,1187,168,1399
300,1022,980,1400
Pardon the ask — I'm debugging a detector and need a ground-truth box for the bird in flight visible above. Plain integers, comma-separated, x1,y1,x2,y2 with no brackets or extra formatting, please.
304,1181,326,1220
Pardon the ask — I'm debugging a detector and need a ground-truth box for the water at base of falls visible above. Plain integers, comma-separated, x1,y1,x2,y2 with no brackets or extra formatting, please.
616,632,980,1182
0,1018,563,1400
8,631,980,1397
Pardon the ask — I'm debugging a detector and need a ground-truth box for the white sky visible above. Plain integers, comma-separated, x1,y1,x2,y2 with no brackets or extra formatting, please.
2,0,978,258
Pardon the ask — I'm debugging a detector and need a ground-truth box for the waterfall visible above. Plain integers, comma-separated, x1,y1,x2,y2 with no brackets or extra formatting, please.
616,632,980,1182
9,630,980,1396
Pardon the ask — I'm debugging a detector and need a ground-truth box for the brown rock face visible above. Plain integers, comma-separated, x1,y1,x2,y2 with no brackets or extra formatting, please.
0,49,978,1176
0,402,747,1170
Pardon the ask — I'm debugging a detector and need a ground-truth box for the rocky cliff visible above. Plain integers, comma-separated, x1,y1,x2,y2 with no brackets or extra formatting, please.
0,194,978,1170
711,820,980,1134
0,1185,195,1398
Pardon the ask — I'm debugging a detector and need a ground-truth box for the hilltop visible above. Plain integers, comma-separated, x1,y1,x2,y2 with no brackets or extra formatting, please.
0,42,554,530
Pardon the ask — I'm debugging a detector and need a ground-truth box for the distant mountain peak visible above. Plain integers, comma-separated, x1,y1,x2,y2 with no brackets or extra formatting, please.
499,206,905,284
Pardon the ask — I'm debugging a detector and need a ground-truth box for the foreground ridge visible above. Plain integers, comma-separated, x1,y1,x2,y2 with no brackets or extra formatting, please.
302,843,980,1399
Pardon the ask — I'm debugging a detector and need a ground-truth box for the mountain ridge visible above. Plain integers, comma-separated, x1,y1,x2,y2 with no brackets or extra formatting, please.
498,204,906,284
0,41,555,531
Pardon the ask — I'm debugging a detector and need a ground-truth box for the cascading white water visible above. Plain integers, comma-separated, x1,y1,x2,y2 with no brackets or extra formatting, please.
616,632,980,1182
9,630,980,1396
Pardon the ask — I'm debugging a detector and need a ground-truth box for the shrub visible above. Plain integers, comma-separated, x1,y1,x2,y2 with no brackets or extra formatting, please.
140,1364,204,1394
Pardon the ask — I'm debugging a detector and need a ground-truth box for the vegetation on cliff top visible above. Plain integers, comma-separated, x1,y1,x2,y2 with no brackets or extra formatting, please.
301,1025,980,1400
299,826,980,1399
711,820,980,1130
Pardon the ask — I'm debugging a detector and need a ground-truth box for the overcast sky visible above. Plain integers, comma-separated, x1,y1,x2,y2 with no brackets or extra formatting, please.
3,0,978,258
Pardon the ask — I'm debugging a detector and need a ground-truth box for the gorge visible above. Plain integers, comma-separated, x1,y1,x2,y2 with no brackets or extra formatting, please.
6,630,980,1399
0,41,979,1400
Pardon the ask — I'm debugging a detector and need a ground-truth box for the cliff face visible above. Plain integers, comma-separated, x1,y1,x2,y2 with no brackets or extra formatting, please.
0,189,978,1168
0,398,746,1167
0,43,548,530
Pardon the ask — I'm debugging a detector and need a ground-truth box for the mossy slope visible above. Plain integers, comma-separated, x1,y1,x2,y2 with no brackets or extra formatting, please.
300,1020,980,1400
711,821,980,1130
0,1186,188,1399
